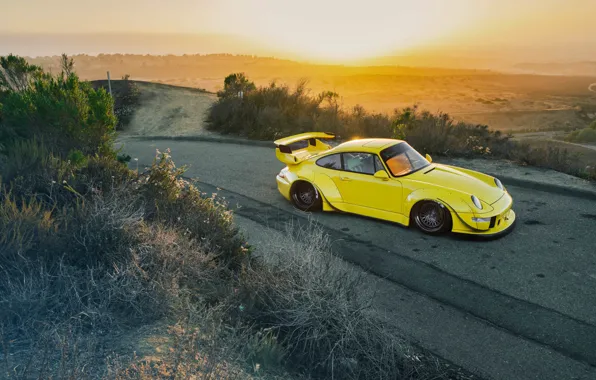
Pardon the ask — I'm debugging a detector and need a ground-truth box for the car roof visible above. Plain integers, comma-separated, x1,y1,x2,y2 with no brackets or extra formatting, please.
332,138,403,153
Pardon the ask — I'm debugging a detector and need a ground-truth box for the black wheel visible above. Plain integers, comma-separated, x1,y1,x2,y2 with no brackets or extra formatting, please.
413,201,452,234
291,181,321,211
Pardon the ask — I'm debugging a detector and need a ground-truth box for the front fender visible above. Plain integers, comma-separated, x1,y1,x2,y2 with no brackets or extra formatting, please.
442,165,496,187
405,188,473,214
405,188,481,230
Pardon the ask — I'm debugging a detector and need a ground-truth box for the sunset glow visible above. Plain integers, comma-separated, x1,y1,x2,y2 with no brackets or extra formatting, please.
2,0,595,62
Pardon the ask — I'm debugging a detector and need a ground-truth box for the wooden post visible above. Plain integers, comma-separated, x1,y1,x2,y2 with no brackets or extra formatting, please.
107,71,113,97
107,71,115,129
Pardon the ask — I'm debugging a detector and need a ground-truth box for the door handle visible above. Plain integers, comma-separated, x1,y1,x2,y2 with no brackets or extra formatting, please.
340,177,352,181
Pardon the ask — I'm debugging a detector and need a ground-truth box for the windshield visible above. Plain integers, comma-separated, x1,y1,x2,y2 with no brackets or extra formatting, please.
380,142,430,176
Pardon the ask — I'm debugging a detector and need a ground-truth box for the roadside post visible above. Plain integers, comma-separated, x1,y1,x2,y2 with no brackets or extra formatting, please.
107,71,115,129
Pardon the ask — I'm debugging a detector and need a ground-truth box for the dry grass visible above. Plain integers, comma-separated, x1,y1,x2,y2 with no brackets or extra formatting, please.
118,82,217,137
232,221,468,380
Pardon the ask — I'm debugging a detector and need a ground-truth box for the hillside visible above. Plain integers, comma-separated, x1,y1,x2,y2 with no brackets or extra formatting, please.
111,81,217,136
28,54,596,131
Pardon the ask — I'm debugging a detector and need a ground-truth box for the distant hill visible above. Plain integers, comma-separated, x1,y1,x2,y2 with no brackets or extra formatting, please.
513,62,596,76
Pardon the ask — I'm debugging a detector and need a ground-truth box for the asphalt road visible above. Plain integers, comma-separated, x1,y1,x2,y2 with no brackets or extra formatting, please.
119,137,596,380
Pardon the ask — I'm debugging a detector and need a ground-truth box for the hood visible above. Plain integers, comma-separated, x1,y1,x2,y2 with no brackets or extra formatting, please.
415,164,503,204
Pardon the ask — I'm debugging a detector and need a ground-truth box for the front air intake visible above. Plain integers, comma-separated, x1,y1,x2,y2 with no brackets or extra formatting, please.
489,216,497,228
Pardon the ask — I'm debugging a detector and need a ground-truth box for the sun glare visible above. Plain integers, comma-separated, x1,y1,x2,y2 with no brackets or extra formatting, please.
217,0,489,63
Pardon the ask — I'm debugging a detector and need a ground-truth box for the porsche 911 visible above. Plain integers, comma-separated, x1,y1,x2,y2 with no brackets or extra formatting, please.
274,132,516,236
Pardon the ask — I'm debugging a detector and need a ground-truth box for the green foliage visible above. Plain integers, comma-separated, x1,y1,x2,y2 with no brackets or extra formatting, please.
207,79,380,140
0,54,43,92
60,53,75,78
0,55,116,158
391,105,513,157
139,149,245,269
207,76,511,157
566,123,596,143
219,72,256,98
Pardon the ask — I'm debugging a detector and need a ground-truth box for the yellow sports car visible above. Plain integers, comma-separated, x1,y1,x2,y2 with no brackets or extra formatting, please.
275,132,516,236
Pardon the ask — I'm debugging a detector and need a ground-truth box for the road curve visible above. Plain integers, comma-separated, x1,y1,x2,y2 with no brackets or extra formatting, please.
119,137,596,380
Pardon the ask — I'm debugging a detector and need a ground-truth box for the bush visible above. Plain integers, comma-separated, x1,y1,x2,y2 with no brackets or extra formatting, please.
207,74,596,181
0,54,116,159
232,222,455,380
112,75,141,129
138,149,246,269
391,105,513,157
566,126,596,143
205,75,511,158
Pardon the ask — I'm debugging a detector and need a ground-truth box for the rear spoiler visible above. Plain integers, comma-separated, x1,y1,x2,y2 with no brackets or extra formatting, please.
274,132,335,165
274,132,335,148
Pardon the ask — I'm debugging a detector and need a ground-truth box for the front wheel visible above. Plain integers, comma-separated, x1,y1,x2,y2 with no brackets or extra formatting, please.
291,181,321,211
413,201,452,234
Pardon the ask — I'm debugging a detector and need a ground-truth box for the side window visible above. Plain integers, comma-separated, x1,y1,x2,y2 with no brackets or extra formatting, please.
374,156,386,173
316,154,342,170
341,152,376,175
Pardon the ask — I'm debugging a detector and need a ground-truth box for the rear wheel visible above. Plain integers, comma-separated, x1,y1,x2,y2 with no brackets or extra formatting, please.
291,181,321,211
413,201,452,234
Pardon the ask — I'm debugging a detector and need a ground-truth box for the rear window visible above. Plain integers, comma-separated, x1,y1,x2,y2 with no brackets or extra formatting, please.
316,154,342,170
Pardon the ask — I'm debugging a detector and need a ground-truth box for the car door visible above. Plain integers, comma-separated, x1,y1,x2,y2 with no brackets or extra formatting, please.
333,152,403,214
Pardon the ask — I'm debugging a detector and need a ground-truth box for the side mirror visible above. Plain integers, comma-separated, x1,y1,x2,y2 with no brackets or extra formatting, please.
374,170,389,180
425,154,432,163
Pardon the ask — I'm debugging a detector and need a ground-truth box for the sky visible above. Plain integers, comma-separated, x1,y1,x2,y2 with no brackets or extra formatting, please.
1,0,595,62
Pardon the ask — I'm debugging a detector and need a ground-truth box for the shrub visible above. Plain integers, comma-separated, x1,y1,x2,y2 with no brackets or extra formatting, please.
113,75,141,129
232,221,452,379
206,75,512,158
0,55,116,159
391,105,513,157
138,149,246,269
566,127,596,143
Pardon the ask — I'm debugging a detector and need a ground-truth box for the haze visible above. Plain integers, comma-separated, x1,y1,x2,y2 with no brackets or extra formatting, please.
2,0,595,63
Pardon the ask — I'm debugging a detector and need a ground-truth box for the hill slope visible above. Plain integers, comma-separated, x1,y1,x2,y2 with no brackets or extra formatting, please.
122,82,217,137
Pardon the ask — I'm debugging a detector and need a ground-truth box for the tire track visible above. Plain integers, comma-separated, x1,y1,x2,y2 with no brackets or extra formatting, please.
187,176,596,368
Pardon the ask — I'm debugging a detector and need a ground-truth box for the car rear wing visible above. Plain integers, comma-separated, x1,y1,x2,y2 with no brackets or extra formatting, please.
274,132,335,165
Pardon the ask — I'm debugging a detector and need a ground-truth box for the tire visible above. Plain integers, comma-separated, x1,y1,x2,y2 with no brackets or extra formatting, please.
291,181,321,212
412,201,452,234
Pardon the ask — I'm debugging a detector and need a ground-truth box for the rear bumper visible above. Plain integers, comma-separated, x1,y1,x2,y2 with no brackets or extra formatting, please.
276,175,292,201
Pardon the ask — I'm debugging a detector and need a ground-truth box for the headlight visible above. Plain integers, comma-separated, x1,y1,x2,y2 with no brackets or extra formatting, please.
471,195,483,210
472,217,491,223
494,178,503,190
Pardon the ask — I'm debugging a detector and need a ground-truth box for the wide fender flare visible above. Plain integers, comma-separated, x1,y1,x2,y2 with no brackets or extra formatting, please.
404,188,474,217
288,176,333,208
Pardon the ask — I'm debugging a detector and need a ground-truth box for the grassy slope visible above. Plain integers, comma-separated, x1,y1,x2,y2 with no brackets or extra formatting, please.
97,81,217,136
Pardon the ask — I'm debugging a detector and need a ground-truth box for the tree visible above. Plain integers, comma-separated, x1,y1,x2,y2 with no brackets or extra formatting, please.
60,53,75,77
220,73,256,98
0,54,43,92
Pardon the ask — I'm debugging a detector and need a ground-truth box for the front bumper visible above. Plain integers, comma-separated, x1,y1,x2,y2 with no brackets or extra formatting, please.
453,209,517,237
452,193,516,237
